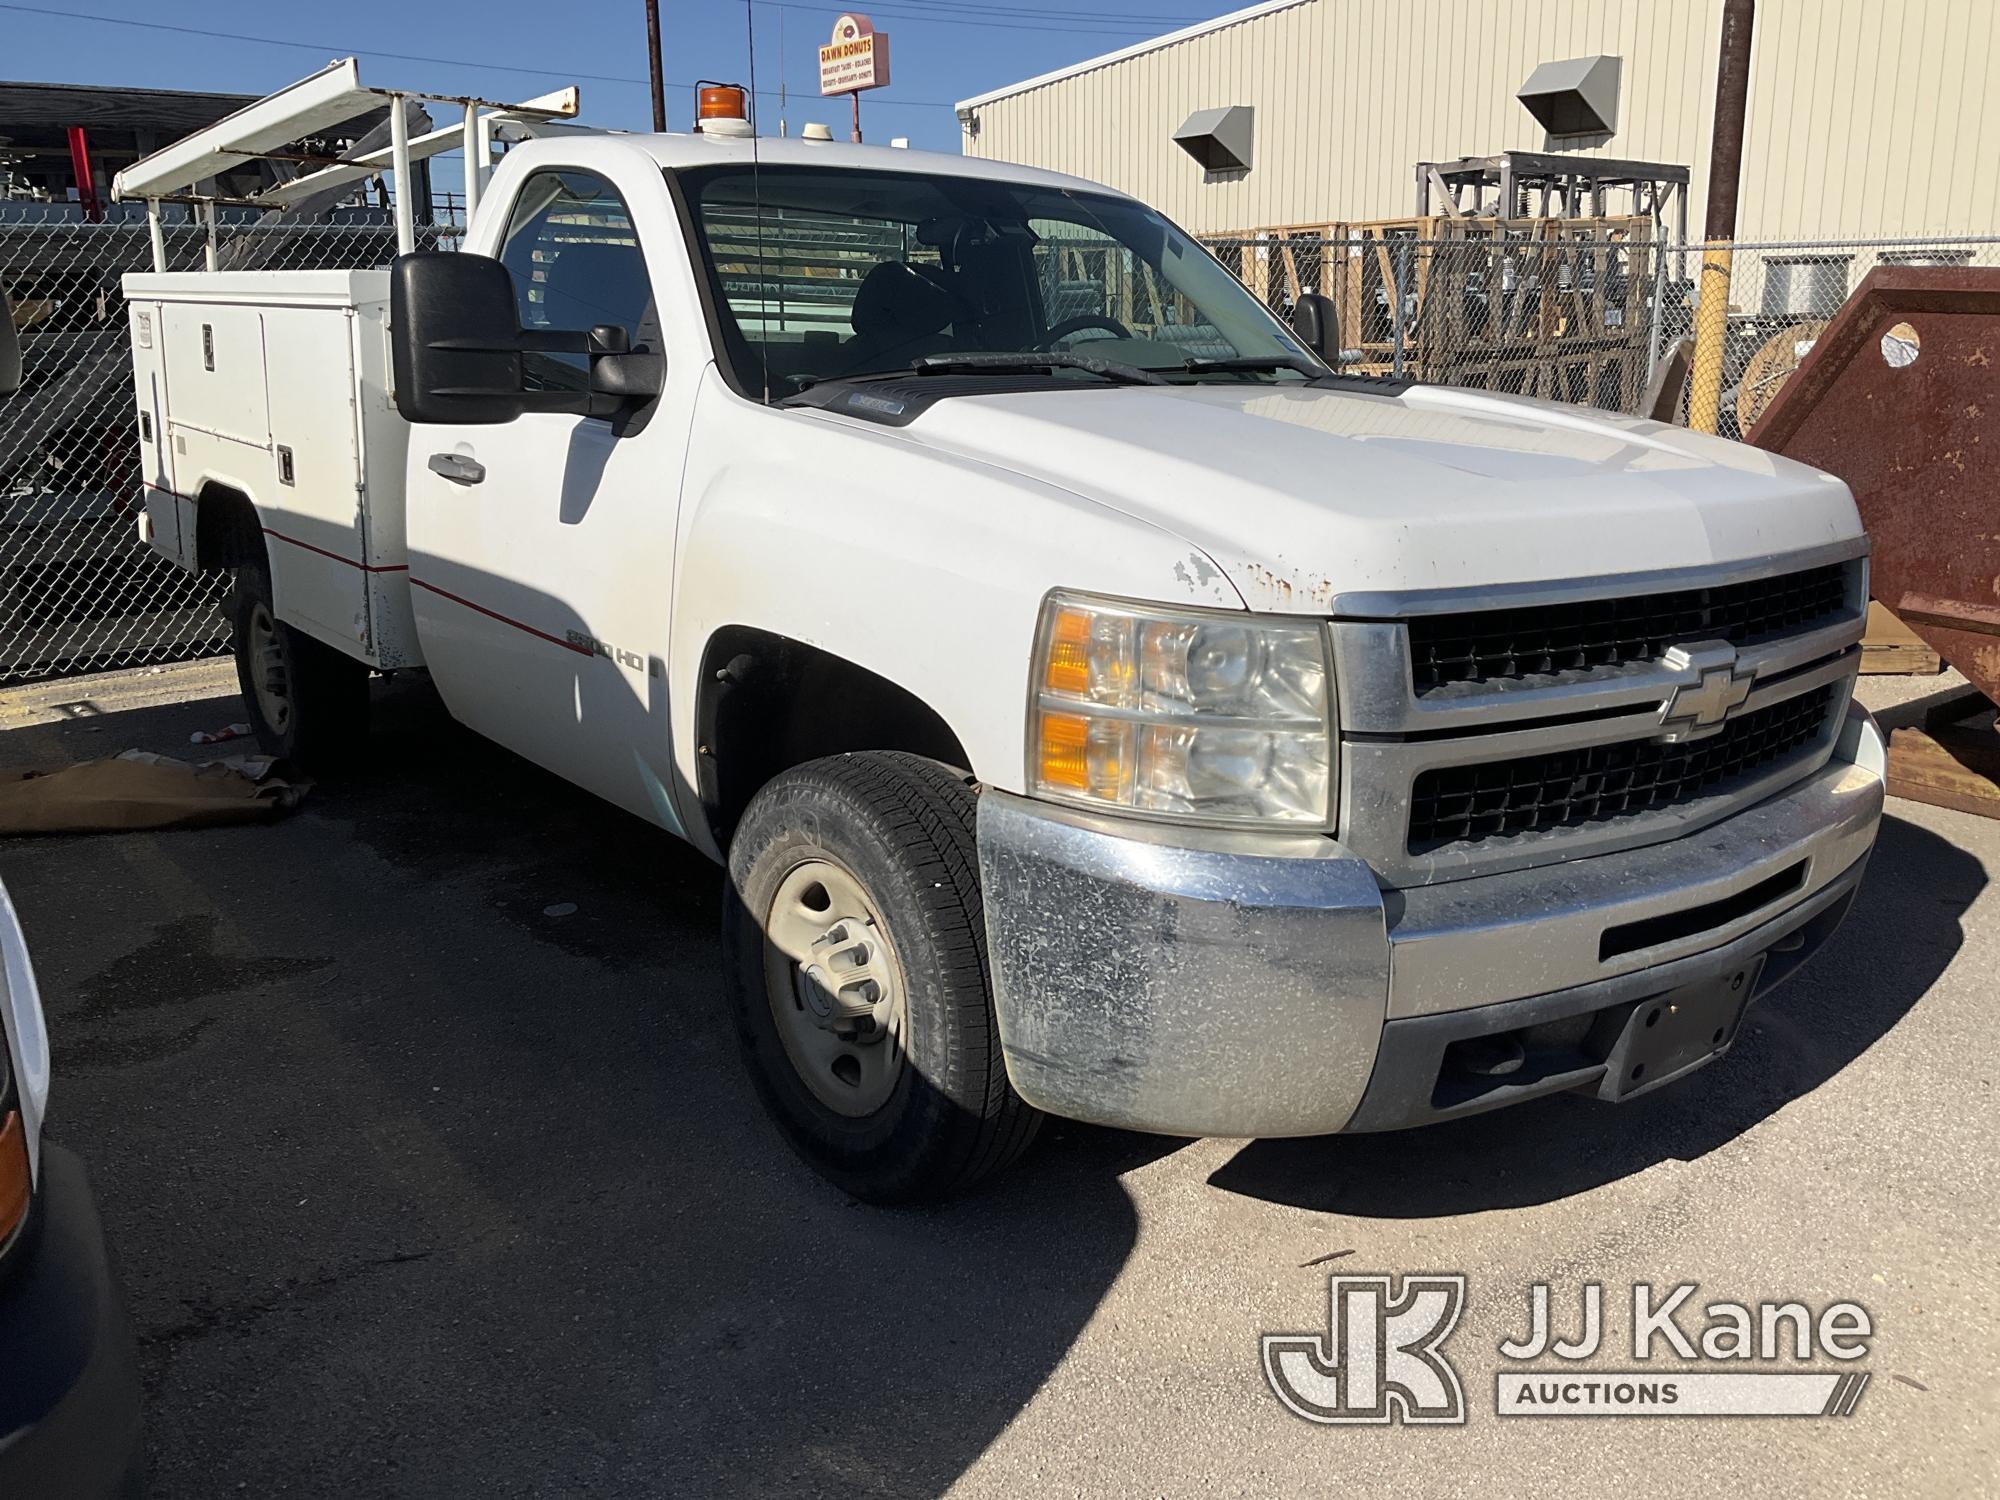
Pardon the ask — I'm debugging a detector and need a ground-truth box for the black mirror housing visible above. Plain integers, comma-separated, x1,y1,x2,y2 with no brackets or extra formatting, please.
592,351,665,401
391,252,536,424
0,279,21,399
582,321,664,399
391,253,661,423
1290,291,1341,366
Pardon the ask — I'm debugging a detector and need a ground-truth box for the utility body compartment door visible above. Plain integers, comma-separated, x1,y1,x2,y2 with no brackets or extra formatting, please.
157,301,270,570
404,150,702,837
256,305,373,654
126,301,182,563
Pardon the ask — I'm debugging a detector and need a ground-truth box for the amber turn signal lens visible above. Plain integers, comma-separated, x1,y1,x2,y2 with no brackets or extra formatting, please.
1037,710,1091,789
0,1112,28,1245
1043,606,1093,696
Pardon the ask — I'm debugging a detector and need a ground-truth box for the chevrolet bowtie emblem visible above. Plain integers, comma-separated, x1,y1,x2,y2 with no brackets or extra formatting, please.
1658,642,1754,742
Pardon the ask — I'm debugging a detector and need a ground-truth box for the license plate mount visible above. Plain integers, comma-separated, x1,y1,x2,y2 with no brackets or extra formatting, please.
1596,956,1767,1101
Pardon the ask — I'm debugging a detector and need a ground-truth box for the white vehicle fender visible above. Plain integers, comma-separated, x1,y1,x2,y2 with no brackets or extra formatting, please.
668,371,1244,828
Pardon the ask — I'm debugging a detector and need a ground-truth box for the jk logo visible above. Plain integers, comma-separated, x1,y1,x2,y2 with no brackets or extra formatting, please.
1263,1274,1468,1425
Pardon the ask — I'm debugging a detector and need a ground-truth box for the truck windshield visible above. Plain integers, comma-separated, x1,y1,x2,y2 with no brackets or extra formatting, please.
676,163,1323,397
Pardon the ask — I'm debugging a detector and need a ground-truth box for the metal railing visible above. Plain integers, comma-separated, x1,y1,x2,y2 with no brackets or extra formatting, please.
0,210,446,686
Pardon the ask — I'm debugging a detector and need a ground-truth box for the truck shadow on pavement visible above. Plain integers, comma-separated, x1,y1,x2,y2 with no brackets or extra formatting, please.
0,672,1175,1500
1208,812,1980,1218
4,670,1976,1495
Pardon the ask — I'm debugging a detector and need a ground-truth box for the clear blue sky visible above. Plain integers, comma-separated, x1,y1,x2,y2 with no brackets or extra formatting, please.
0,0,1241,159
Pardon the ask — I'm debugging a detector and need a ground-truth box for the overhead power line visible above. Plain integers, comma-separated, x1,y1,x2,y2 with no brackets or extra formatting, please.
855,0,1202,17
0,2,950,108
768,0,1205,25
0,1,1200,110
0,0,1193,63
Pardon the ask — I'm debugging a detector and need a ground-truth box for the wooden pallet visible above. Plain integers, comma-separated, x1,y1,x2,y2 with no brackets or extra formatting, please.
1860,600,1943,675
1885,688,2000,818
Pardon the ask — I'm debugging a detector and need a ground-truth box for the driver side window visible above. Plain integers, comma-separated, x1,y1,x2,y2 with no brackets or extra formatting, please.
497,169,658,390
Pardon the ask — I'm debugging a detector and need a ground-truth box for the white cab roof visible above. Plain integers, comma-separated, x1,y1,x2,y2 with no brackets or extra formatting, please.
626,131,1124,198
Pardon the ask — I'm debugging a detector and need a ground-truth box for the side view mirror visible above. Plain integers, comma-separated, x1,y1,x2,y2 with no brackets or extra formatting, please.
391,252,545,425
586,323,665,401
390,253,662,424
0,280,20,398
1290,291,1341,367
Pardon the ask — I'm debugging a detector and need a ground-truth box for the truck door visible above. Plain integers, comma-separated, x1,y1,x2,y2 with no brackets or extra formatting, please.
404,158,698,836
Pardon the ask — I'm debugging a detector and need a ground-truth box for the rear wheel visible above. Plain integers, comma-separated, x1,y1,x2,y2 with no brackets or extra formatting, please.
722,751,1041,1203
230,554,369,765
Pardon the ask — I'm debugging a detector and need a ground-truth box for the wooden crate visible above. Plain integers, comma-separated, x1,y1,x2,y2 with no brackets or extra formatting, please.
1209,224,1352,307
1407,218,1656,409
1211,216,1658,409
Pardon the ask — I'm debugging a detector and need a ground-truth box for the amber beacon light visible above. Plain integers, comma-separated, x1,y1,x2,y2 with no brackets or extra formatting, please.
695,82,753,135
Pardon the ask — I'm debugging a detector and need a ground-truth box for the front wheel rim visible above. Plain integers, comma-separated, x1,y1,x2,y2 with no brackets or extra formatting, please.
761,858,909,1118
245,601,292,736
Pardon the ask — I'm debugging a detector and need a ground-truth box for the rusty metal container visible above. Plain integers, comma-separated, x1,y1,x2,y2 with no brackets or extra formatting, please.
1749,267,2000,701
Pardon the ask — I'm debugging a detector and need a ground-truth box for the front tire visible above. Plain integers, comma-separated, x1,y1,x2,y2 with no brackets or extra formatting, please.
230,554,369,765
722,752,1041,1203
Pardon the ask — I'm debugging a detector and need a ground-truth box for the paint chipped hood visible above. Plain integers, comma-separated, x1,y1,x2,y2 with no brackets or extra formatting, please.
890,381,1863,613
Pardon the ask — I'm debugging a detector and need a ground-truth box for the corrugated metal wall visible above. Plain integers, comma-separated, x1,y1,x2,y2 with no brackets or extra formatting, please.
960,0,1999,240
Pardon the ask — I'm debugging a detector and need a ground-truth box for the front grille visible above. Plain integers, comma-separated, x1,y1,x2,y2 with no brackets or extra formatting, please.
1407,684,1837,852
1407,563,1850,693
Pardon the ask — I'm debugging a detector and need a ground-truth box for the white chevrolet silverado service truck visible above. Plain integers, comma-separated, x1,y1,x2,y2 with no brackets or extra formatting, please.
115,65,1884,1201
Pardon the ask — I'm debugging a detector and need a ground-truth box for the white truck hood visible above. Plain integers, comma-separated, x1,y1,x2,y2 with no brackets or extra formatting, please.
887,382,1862,613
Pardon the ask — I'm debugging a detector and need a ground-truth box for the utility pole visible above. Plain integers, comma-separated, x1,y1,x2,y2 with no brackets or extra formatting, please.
645,0,668,131
1688,0,1755,434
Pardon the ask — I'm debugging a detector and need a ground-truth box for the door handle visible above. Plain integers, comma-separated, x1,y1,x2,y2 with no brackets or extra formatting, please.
428,452,486,485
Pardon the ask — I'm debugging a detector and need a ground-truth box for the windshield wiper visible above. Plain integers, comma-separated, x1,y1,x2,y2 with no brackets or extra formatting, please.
909,351,1167,386
1179,355,1321,378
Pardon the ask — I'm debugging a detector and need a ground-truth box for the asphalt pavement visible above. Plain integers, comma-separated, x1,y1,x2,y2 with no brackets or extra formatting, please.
0,660,1993,1498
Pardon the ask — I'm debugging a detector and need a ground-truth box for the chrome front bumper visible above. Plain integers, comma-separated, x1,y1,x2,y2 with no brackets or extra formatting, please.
976,701,1885,1138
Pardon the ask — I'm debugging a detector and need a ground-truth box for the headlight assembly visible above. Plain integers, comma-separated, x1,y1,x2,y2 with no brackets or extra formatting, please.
1027,592,1333,826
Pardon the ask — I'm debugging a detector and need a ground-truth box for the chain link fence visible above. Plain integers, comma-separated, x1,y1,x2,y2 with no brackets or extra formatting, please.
0,207,448,687
1204,230,2000,436
1666,237,1999,435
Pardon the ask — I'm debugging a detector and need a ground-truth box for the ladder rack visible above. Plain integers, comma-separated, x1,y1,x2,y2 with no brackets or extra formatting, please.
109,57,586,269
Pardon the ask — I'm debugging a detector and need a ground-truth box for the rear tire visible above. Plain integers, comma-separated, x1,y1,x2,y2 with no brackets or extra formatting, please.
230,554,369,766
722,751,1042,1203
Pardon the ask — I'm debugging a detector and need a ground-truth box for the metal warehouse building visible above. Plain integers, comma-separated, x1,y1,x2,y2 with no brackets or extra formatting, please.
955,0,2000,240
